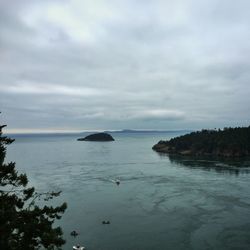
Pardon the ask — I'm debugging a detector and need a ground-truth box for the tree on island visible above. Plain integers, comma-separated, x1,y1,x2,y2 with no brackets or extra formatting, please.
0,119,67,249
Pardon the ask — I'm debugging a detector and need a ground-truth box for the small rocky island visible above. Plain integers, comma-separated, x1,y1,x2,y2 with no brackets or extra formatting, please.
153,126,250,157
77,132,115,141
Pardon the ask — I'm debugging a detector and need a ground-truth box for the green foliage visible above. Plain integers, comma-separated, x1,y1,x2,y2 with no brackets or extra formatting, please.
154,126,250,157
0,120,67,249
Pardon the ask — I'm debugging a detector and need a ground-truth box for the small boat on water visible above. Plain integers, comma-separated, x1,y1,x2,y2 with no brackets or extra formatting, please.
70,230,78,237
102,220,110,224
111,178,120,185
73,245,85,250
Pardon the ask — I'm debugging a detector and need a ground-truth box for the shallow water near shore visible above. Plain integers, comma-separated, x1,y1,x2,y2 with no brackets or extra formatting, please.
6,132,250,250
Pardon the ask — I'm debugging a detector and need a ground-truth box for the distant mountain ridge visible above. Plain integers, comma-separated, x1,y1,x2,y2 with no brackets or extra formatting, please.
104,129,191,134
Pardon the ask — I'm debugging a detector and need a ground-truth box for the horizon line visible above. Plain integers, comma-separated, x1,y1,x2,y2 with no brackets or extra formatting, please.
4,128,193,135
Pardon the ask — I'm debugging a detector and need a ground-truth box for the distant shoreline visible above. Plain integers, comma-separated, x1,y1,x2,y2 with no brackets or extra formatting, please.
6,129,192,137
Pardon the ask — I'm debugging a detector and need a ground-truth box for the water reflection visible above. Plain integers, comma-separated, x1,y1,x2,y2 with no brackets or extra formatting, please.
157,152,250,175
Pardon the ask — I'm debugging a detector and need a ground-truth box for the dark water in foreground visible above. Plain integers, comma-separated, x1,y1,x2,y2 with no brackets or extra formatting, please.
6,132,250,250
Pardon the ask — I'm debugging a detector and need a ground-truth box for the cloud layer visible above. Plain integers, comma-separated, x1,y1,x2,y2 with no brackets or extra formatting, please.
1,0,250,132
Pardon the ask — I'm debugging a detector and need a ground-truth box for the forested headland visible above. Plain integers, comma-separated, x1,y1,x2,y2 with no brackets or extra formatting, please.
153,126,250,157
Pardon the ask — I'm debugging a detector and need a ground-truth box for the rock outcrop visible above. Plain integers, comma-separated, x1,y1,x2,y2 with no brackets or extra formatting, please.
77,133,115,142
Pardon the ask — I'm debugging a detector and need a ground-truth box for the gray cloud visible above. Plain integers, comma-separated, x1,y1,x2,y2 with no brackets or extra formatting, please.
0,0,250,132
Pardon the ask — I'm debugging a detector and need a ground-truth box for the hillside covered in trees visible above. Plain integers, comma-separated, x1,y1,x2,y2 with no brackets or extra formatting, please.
152,126,250,157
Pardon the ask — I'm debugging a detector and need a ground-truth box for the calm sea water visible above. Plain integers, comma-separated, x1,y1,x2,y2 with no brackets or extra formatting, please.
5,132,250,250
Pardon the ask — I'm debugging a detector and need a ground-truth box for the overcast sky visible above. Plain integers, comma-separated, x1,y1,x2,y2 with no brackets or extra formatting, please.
1,0,250,132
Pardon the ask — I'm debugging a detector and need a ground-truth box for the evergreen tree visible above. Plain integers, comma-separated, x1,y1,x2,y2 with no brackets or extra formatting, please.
0,118,67,249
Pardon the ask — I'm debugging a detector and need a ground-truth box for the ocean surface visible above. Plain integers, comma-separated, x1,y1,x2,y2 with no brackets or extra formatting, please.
5,131,250,250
